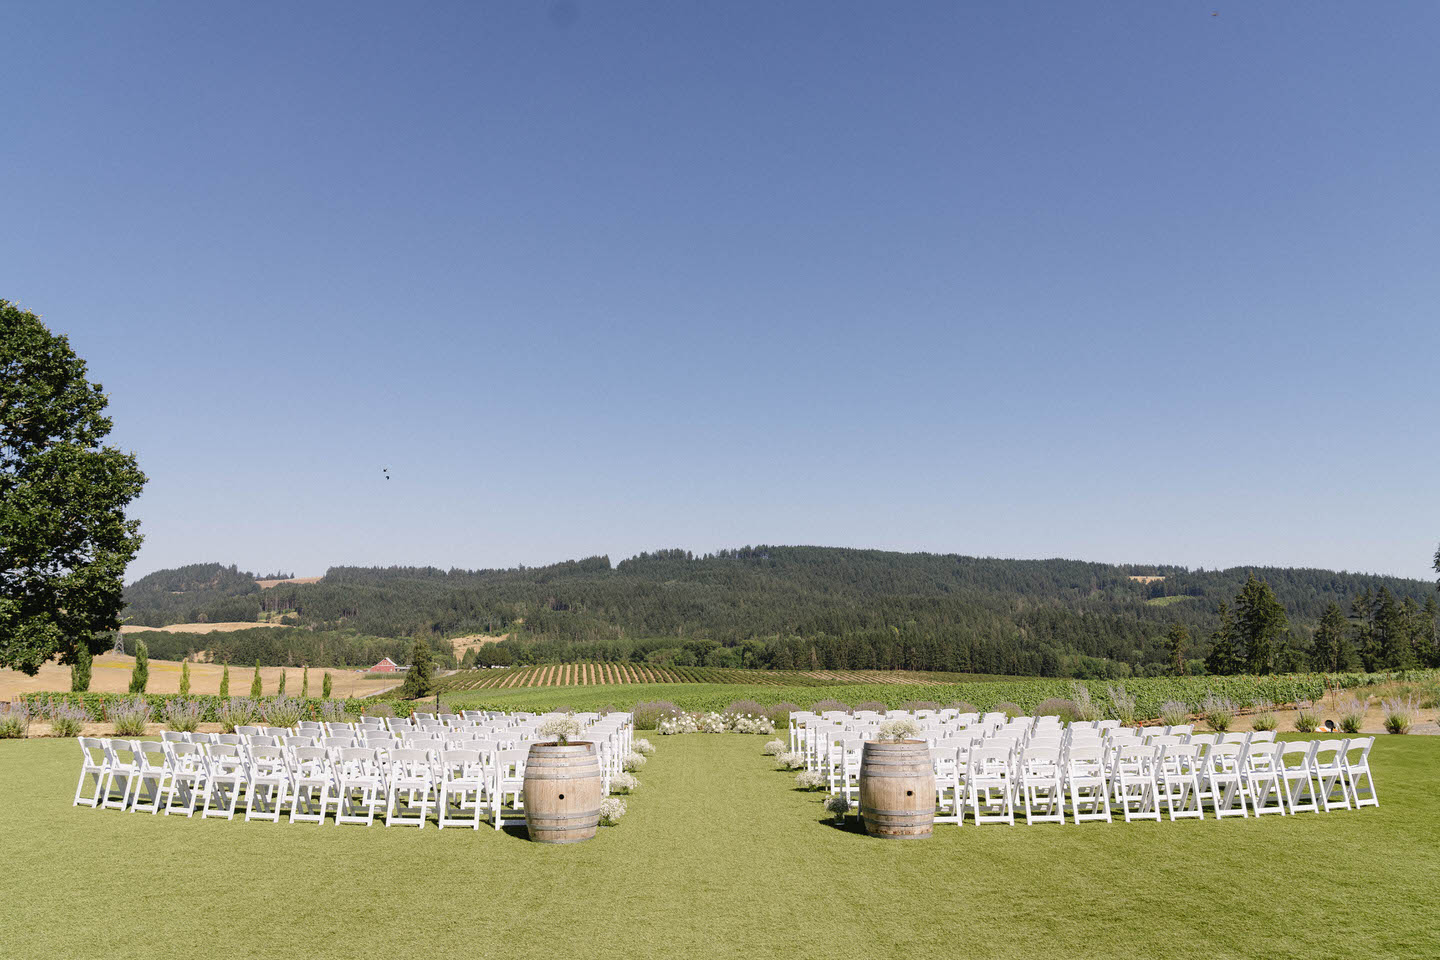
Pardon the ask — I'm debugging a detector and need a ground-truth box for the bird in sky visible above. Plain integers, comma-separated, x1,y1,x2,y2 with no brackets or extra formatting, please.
382,467,390,480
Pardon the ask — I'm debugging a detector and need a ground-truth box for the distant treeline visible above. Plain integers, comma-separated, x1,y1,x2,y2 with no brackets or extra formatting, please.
122,547,1439,679
121,627,457,670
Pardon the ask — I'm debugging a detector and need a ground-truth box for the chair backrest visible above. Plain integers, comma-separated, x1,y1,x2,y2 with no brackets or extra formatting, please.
388,748,431,776
251,745,287,768
1277,741,1316,768
1312,739,1346,767
79,737,108,764
1343,737,1373,764
235,726,261,736
160,731,189,743
1248,730,1276,743
170,742,204,767
292,746,328,774
137,740,169,769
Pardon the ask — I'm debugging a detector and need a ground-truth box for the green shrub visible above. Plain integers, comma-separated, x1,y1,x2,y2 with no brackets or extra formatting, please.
362,702,395,718
163,699,203,732
111,697,151,736
1158,700,1190,727
900,700,941,712
631,700,682,730
765,702,799,725
811,699,849,714
944,701,978,714
1382,696,1419,735
1202,693,1236,732
322,671,333,699
1249,699,1277,732
993,701,1022,720
0,701,31,738
723,700,767,717
217,698,257,733
1292,700,1320,733
1070,683,1101,722
1105,685,1137,725
1338,696,1366,734
49,703,87,737
1035,698,1076,722
853,701,888,714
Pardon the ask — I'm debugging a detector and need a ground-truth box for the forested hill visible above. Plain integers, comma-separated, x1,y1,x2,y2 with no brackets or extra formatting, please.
122,547,1438,678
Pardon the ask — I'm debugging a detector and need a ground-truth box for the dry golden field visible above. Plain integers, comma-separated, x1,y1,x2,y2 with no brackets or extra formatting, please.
0,653,403,700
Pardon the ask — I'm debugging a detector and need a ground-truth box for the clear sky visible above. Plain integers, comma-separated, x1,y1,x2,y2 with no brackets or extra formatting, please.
3,2,1437,582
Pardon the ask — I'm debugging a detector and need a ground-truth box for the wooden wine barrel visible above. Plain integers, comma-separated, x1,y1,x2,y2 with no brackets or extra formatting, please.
523,742,602,844
859,740,935,839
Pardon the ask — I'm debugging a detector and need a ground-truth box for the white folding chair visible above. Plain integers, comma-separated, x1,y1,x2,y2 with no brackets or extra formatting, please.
1205,742,1249,819
130,741,172,814
164,743,209,817
100,740,141,811
437,749,486,830
1342,737,1378,808
1312,739,1351,812
491,748,527,830
1156,743,1204,821
967,745,1015,826
333,748,384,826
385,748,436,828
1017,746,1064,824
1276,741,1319,814
1066,743,1111,824
202,743,247,820
245,745,291,822
73,738,109,808
288,746,334,824
1243,741,1286,816
1113,744,1161,822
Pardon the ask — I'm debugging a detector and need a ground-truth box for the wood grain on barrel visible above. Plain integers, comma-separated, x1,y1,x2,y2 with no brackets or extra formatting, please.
858,740,935,839
523,742,603,844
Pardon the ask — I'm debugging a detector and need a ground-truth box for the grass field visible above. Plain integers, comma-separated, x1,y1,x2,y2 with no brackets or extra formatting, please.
0,653,403,700
1,734,1435,959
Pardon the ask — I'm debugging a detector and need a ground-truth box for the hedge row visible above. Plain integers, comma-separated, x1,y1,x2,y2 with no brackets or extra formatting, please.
18,691,425,723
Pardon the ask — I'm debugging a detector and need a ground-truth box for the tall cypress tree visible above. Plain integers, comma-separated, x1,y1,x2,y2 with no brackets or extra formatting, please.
250,660,262,698
219,663,230,698
277,669,287,696
322,671,333,698
301,665,309,698
129,640,149,693
71,642,93,692
179,659,191,696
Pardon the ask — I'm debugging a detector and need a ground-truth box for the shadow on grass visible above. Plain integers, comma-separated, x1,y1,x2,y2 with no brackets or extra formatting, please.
821,815,868,835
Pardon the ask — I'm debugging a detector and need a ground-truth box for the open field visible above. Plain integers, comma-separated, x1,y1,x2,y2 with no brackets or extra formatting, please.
118,621,286,634
255,576,323,589
0,654,402,700
1,733,1436,960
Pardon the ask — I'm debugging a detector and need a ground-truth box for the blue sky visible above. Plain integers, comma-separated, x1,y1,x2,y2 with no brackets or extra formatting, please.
4,2,1437,581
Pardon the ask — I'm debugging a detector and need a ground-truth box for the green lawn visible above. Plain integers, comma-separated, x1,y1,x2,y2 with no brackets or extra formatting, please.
2,734,1437,960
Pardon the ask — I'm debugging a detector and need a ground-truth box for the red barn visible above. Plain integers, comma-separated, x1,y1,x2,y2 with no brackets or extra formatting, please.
368,657,399,673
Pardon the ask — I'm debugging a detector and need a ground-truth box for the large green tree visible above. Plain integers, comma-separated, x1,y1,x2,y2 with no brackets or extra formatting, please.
0,301,146,674
1204,602,1241,676
1310,601,1353,672
1234,573,1289,674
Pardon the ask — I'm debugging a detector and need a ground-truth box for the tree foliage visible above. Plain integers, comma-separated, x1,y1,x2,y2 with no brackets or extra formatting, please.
399,638,434,699
70,642,92,692
0,301,146,673
129,640,148,693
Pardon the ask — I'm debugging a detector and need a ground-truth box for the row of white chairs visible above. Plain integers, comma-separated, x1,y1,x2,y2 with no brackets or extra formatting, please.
793,712,1378,826
72,711,633,831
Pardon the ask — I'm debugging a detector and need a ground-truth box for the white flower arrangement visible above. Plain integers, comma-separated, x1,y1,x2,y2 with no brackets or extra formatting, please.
762,738,787,756
698,712,728,733
776,751,805,770
538,714,584,745
731,715,775,735
609,772,639,794
623,751,646,771
824,794,850,820
657,713,699,735
795,770,826,790
877,717,921,742
633,738,656,755
599,797,626,826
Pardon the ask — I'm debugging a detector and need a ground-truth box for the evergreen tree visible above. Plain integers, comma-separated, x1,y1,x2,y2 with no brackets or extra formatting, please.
1422,596,1440,668
1164,624,1189,675
322,671,332,698
1351,589,1377,670
1234,573,1288,675
1204,602,1241,676
129,640,149,693
70,642,92,692
399,638,435,699
219,663,230,697
1372,588,1413,668
277,668,287,696
1311,602,1353,672
301,665,309,698
250,660,262,698
179,659,190,696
